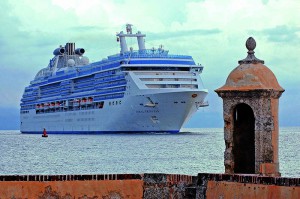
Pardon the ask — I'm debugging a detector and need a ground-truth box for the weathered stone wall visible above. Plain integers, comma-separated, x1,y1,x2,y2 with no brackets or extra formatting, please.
197,173,300,199
0,174,144,199
0,173,299,198
0,173,195,199
143,173,196,198
217,90,282,175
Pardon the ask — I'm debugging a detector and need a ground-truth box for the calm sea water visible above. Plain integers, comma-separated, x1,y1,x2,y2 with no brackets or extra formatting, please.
0,127,299,177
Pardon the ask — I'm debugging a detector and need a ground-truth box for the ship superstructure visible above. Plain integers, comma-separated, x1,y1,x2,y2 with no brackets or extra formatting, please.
20,24,208,133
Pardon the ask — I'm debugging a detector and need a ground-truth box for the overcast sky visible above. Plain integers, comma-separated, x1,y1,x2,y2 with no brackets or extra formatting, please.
0,0,299,129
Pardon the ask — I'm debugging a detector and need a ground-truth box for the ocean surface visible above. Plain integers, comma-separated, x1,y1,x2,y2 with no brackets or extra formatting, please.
0,127,299,177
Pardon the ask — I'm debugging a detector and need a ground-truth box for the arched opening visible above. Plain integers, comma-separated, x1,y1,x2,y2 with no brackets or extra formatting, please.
233,103,255,174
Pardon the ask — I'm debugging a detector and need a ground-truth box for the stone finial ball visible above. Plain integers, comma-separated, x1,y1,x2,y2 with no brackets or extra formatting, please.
246,37,256,51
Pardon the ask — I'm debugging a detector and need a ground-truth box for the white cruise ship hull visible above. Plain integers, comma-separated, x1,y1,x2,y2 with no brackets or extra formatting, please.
21,90,207,133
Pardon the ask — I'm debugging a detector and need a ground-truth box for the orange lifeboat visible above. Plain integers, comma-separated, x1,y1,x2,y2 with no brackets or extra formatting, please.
73,99,80,106
81,98,87,105
87,97,93,105
44,103,49,110
50,102,55,108
55,102,60,108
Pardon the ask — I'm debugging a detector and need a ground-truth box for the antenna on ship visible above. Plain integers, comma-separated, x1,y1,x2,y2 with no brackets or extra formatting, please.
126,24,133,34
158,44,164,53
116,32,120,42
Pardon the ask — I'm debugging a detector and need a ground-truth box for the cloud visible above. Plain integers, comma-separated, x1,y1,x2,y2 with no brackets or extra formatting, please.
261,0,269,4
253,25,300,43
68,26,104,32
249,25,300,44
148,28,221,41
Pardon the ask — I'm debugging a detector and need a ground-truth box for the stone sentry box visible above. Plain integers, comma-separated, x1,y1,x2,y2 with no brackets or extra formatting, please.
215,37,284,176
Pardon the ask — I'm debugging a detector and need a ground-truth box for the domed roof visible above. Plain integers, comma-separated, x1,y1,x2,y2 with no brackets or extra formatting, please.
216,63,284,91
216,37,284,92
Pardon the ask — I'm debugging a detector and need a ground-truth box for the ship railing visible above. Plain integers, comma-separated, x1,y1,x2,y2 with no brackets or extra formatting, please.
93,93,124,101
74,82,93,89
24,87,34,92
21,96,37,102
73,87,94,93
60,80,72,85
108,49,192,59
60,88,71,92
94,81,126,90
86,100,93,105
40,92,61,98
73,76,94,83
93,88,126,96
40,88,61,94
93,75,125,85
94,71,116,78
40,83,60,89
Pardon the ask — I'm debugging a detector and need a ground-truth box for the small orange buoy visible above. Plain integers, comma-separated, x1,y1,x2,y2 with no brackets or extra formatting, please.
42,128,48,137
192,94,197,98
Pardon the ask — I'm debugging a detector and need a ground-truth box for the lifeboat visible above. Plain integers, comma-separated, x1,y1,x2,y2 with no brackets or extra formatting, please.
87,97,93,105
50,102,55,108
44,103,50,110
55,102,60,108
81,98,87,105
36,104,40,110
73,99,80,107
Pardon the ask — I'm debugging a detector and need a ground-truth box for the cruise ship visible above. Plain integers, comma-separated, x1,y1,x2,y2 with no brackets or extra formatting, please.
20,24,208,134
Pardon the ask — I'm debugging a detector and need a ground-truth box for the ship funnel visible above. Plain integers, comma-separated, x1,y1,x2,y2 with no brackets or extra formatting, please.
75,48,85,56
65,43,75,55
53,47,65,56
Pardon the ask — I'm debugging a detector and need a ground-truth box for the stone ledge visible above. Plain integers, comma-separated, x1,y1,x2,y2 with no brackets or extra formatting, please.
198,173,300,187
0,174,142,181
